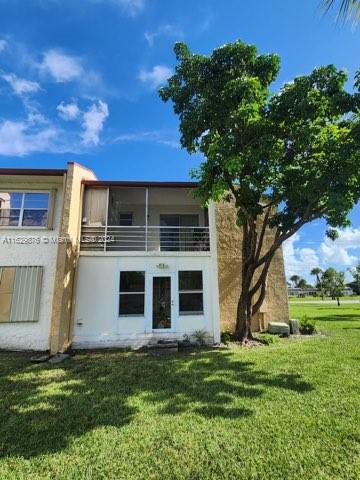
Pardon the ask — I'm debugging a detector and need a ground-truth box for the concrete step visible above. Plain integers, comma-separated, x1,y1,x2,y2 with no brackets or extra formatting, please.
147,341,178,352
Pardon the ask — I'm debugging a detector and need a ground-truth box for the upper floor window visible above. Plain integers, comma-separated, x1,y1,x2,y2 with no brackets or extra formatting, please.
0,192,50,227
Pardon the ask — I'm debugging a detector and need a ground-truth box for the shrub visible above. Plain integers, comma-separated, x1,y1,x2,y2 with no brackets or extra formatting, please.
192,329,207,345
256,332,280,344
299,315,317,335
220,331,232,344
182,334,192,344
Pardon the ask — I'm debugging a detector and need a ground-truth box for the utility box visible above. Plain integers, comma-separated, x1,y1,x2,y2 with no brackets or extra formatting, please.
289,319,299,335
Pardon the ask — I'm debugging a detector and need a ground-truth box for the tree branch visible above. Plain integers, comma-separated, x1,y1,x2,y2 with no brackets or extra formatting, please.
249,254,273,298
254,206,271,262
252,277,267,315
255,206,321,269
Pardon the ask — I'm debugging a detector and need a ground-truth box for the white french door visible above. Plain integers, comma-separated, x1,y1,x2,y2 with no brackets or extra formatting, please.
148,272,176,332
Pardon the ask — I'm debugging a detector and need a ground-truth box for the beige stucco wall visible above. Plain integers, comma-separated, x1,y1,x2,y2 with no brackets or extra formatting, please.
49,162,96,353
215,201,289,333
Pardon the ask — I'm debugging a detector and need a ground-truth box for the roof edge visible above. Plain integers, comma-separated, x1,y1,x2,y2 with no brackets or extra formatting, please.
67,161,97,178
0,168,67,177
82,180,198,188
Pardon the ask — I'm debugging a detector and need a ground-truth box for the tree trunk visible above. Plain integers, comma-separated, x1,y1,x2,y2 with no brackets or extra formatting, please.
233,221,278,343
233,222,255,342
234,268,254,341
233,220,272,343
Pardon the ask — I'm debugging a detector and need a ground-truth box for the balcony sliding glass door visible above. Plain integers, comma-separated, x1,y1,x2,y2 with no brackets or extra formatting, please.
160,214,199,251
81,187,210,252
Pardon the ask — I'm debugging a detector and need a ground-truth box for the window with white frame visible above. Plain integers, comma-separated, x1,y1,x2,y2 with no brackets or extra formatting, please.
0,266,43,322
178,271,204,315
0,191,50,227
119,271,145,316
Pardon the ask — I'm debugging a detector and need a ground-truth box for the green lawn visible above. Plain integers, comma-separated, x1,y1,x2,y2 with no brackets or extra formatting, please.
0,304,359,480
288,295,360,302
289,302,360,331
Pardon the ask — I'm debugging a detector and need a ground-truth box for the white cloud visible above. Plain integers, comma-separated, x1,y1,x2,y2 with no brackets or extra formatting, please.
144,24,183,47
282,228,360,283
319,228,360,266
57,101,80,120
81,100,109,145
0,103,109,156
93,0,145,16
0,39,7,52
0,119,59,156
41,49,83,82
138,65,172,89
283,233,320,282
114,130,179,148
40,49,108,95
27,112,47,125
116,0,144,16
198,13,214,33
1,73,41,95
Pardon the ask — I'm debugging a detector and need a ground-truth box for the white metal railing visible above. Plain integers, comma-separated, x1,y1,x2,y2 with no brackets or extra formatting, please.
80,225,210,252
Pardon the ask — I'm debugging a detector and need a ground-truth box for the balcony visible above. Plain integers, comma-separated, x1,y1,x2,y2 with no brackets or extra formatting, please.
80,185,210,253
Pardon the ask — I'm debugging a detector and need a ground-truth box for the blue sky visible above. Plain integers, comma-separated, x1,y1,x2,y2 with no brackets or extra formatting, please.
0,0,359,282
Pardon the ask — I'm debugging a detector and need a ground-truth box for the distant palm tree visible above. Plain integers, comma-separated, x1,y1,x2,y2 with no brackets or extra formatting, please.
290,275,301,288
311,267,324,299
321,0,360,22
297,278,308,289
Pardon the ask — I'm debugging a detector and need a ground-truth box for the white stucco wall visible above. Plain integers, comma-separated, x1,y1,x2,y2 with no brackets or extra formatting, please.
73,253,217,348
0,176,64,350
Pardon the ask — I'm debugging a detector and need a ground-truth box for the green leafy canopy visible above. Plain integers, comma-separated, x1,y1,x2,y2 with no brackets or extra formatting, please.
159,41,360,235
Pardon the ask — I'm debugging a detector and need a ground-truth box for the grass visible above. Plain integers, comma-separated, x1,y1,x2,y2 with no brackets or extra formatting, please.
288,295,360,302
0,303,359,479
289,303,360,331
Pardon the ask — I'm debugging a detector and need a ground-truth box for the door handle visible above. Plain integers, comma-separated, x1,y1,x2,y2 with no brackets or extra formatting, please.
171,300,174,306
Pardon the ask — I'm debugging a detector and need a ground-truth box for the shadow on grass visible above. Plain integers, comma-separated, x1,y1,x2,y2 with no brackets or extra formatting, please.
0,349,313,459
312,314,360,322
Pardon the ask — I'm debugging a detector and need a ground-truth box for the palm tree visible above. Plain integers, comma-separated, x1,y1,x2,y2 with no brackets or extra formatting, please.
321,0,360,22
297,278,308,290
290,275,301,288
311,267,324,299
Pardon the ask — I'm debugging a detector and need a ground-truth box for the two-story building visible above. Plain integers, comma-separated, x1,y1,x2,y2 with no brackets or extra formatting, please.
0,162,289,352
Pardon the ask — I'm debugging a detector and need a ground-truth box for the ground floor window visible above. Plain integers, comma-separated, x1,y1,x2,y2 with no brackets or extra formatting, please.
119,271,145,316
178,271,203,315
0,266,43,322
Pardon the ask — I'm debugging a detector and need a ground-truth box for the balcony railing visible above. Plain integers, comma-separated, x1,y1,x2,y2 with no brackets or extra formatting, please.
80,225,210,252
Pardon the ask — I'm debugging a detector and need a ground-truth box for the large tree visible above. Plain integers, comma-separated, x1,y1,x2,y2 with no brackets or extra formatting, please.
160,41,360,342
322,267,345,305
